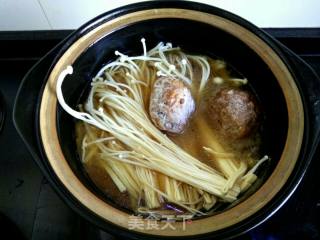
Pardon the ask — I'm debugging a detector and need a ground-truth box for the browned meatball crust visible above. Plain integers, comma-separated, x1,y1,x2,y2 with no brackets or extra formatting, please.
209,87,259,139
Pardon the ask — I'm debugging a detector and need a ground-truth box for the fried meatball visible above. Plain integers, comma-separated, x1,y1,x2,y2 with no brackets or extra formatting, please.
209,87,259,139
149,77,195,133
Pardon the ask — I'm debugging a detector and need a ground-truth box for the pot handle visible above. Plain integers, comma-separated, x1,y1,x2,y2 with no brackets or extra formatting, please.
13,42,64,173
278,42,320,150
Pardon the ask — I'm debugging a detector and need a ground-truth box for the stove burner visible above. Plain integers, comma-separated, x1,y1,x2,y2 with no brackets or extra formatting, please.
0,90,5,133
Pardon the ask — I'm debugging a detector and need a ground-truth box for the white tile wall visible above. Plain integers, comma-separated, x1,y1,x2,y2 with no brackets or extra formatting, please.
196,0,320,28
0,0,51,30
0,0,319,31
38,0,148,30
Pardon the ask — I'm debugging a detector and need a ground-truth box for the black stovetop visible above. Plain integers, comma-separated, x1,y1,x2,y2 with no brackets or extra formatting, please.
0,29,320,240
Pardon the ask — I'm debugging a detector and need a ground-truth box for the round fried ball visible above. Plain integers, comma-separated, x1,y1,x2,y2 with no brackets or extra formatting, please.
149,77,195,133
209,87,259,139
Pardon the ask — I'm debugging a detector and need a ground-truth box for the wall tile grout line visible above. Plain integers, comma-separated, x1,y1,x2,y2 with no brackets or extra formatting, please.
37,0,53,30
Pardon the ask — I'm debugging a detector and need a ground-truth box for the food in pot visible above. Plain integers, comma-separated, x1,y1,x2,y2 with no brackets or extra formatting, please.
56,39,269,219
208,87,259,139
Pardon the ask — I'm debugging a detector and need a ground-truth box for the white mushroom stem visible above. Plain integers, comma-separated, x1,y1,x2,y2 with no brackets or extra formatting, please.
56,65,108,131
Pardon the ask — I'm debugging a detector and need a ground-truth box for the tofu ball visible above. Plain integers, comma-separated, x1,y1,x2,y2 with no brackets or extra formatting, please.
209,87,259,139
149,77,195,133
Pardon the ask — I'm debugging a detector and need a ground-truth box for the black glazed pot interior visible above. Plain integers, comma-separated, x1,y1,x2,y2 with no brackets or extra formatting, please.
56,18,288,215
